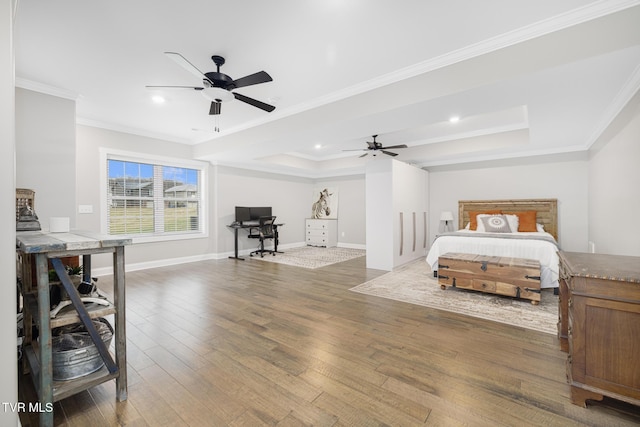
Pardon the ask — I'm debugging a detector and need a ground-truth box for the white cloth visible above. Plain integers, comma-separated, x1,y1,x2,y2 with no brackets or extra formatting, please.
426,231,559,288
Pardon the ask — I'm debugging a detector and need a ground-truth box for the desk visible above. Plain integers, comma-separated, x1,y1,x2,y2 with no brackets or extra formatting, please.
16,231,130,427
228,222,283,260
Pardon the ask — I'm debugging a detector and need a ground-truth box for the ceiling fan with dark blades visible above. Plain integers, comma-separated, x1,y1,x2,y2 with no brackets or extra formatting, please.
146,52,275,118
344,135,408,157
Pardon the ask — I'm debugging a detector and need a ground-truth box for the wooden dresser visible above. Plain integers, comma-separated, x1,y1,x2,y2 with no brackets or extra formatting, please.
557,251,640,408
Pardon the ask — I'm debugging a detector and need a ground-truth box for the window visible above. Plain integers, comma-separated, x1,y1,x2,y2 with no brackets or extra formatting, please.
103,150,207,241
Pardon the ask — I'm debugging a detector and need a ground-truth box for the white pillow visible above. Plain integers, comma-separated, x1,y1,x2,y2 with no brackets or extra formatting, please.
475,215,489,232
505,214,519,233
476,214,512,233
475,217,545,233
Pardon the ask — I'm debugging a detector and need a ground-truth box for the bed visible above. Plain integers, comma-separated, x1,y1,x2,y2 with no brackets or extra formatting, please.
426,199,560,289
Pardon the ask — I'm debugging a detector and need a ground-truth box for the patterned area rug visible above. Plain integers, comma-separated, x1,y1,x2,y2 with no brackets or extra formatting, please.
350,258,558,334
250,246,366,269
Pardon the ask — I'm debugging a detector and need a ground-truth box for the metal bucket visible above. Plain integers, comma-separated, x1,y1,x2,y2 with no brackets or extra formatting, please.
50,318,113,381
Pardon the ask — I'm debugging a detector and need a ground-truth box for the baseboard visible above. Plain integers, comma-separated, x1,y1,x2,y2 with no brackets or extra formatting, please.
92,241,365,276
337,242,366,250
91,252,219,276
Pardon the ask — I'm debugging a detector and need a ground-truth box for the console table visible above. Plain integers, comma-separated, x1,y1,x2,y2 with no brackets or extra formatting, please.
16,231,130,427
557,251,640,408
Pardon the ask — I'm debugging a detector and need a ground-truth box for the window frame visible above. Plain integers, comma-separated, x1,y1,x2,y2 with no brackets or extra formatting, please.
100,148,209,243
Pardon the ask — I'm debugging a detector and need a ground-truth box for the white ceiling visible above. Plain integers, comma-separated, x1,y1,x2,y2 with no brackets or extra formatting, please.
14,1,640,177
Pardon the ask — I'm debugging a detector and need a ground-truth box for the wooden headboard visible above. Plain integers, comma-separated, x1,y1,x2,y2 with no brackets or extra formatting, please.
458,199,558,242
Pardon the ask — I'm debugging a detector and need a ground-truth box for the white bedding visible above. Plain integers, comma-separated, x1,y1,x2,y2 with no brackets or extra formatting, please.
426,230,559,288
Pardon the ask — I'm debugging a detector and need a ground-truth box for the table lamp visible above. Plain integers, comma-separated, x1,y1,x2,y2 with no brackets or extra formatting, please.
440,211,454,232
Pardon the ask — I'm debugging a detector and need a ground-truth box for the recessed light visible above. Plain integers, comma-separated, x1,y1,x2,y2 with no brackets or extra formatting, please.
152,95,165,104
315,144,322,149
449,116,460,123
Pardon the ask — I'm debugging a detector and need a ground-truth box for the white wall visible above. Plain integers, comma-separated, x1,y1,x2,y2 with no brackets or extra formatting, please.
1,1,18,424
428,155,589,252
216,167,367,255
215,165,313,255
366,158,429,270
588,107,640,256
315,175,366,248
75,125,217,270
15,88,76,229
75,128,370,264
365,159,394,270
19,86,637,271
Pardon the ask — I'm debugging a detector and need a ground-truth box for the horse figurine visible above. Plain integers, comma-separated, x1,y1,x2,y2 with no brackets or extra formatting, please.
312,188,333,218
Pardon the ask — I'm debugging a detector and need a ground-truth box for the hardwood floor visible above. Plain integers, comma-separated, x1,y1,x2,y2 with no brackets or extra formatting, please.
18,255,640,426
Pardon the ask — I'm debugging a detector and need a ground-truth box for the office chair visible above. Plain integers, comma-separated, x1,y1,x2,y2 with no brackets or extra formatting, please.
248,216,277,257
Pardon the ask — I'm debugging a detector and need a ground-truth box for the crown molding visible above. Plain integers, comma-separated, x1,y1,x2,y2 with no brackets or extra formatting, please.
584,61,640,149
201,0,640,140
211,159,365,180
76,117,193,145
15,77,79,100
416,144,588,169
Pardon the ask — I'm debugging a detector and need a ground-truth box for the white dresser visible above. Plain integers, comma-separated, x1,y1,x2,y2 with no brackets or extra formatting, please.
305,219,338,247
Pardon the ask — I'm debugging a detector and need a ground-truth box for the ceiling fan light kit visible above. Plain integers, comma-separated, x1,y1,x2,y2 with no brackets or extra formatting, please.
201,87,235,103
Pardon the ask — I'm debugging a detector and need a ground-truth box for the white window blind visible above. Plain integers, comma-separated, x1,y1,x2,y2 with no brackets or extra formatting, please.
106,157,202,236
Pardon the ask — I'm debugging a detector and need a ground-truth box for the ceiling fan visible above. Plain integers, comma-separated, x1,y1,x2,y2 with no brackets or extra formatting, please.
344,135,408,157
146,52,275,122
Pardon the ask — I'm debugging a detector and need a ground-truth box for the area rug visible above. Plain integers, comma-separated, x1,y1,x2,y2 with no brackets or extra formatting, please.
350,259,558,334
250,246,365,269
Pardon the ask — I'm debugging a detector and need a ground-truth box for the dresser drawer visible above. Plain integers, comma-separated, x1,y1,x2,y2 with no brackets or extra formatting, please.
306,236,329,246
306,221,331,230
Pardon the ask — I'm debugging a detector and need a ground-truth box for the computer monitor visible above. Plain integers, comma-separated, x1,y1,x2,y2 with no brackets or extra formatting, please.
235,206,272,223
250,207,272,220
235,206,252,223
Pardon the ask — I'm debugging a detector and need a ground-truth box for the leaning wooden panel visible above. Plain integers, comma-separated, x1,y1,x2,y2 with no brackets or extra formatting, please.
458,199,558,242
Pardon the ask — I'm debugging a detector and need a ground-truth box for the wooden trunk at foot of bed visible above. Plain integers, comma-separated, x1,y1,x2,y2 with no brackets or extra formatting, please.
437,252,542,304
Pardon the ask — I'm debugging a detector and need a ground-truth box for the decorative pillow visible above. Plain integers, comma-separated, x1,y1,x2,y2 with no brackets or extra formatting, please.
478,214,512,233
475,214,491,232
504,214,519,233
536,223,545,232
513,211,537,232
469,210,502,230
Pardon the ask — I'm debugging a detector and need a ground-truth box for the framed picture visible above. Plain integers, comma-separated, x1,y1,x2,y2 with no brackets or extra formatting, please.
311,187,338,219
